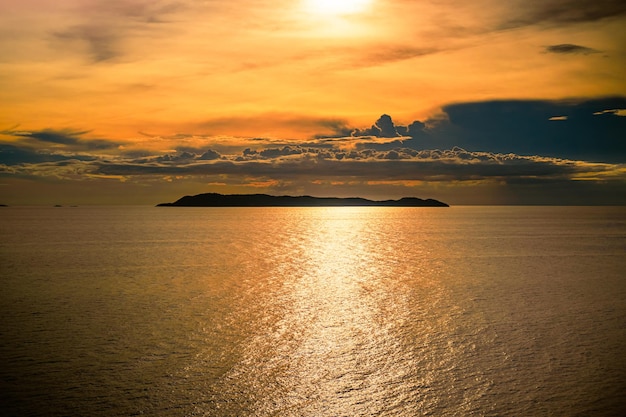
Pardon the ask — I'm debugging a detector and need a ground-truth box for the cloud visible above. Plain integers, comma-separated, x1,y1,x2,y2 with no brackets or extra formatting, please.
352,114,403,138
155,152,197,163
594,109,626,116
379,97,626,162
312,97,625,163
259,146,304,158
100,0,186,23
51,0,186,62
197,113,355,140
198,149,221,160
5,97,624,169
545,44,600,55
0,144,96,166
3,130,624,204
502,0,626,28
8,129,89,145
81,146,622,185
358,45,439,66
440,97,626,161
53,25,120,62
2,95,624,205
1,128,122,153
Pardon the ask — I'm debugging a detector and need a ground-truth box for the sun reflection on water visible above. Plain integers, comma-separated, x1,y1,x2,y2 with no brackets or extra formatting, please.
212,207,450,416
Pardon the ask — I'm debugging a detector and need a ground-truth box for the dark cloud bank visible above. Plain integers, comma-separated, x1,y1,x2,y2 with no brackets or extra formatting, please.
346,97,626,163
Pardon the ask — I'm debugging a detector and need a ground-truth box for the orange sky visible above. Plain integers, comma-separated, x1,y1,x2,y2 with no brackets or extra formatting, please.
1,0,625,204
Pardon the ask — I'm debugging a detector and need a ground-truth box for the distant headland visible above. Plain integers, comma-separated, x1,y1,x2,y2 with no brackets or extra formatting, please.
157,193,449,207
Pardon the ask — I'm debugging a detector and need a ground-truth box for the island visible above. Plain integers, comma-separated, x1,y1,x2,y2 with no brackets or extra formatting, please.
157,193,449,207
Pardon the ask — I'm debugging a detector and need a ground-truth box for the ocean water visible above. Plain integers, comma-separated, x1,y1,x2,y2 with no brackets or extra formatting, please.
0,205,624,416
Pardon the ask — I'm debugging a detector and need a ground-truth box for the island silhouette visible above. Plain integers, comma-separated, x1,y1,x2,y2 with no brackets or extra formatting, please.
157,193,449,207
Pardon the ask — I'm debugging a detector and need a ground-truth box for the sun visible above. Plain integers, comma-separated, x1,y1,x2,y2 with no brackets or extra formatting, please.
303,0,372,16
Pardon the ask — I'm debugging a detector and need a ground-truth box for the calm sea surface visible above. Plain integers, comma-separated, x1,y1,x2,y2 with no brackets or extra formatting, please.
1,206,625,416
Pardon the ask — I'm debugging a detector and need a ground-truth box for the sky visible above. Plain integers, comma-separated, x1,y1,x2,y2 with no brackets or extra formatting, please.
1,0,625,205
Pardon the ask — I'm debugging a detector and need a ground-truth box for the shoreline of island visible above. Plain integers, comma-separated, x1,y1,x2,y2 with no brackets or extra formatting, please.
156,193,449,207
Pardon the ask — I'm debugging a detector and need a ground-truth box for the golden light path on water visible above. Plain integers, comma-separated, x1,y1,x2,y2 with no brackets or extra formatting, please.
196,207,481,416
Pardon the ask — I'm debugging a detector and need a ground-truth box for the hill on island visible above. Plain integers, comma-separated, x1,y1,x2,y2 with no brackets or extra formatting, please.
157,193,449,207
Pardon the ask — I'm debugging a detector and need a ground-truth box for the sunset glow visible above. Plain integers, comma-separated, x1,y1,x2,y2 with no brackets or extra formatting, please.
0,0,624,205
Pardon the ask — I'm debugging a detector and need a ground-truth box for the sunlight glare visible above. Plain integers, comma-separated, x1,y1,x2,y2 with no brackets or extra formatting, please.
303,0,372,16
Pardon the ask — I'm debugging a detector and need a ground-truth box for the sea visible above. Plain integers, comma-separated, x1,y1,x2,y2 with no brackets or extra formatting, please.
0,205,624,416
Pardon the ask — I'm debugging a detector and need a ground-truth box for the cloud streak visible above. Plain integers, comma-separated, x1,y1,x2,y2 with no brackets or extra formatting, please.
545,44,600,55
1,128,122,152
500,0,626,28
50,0,186,62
